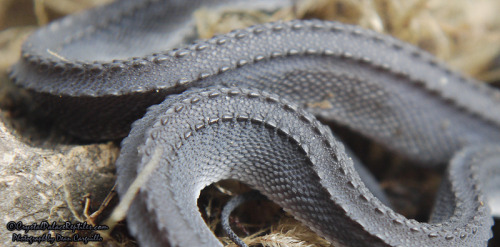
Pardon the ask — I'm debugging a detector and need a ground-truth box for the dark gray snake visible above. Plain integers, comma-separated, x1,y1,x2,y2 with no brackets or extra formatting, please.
9,0,500,246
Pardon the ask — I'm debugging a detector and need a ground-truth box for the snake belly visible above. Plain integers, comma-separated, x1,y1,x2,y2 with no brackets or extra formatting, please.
9,0,500,246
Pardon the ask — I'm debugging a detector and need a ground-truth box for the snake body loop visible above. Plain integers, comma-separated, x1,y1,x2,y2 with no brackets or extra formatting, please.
10,0,500,246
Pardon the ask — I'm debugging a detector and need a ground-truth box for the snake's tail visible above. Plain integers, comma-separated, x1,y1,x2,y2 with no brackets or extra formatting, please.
221,191,267,247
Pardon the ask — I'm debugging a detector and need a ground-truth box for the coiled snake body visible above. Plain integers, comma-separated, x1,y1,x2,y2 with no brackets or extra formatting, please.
10,0,500,246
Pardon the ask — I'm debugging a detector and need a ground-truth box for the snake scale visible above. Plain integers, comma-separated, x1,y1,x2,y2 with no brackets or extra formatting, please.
9,0,500,246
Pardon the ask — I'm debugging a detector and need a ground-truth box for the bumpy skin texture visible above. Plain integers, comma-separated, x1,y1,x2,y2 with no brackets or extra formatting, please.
9,0,500,246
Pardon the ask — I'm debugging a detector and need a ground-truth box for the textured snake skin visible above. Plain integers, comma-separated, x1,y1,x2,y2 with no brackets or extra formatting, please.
9,0,500,246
